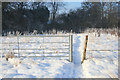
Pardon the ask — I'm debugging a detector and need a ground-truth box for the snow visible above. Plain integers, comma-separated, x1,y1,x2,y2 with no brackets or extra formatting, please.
0,33,118,79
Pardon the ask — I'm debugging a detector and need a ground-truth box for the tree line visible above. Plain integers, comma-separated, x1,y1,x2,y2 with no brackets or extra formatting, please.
2,2,119,34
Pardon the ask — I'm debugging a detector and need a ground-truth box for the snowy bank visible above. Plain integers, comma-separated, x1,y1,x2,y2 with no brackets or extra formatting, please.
0,33,118,79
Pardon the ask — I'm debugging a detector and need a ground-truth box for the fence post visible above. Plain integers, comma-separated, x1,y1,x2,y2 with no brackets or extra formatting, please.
81,35,88,64
69,35,73,62
17,36,20,58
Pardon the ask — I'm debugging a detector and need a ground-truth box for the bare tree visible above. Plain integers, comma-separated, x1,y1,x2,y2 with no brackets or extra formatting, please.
48,0,64,21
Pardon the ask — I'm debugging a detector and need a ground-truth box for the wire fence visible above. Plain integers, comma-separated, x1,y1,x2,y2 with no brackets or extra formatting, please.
81,35,119,63
0,35,73,62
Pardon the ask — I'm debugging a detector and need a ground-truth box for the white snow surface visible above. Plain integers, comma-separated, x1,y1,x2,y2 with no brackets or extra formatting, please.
0,33,118,78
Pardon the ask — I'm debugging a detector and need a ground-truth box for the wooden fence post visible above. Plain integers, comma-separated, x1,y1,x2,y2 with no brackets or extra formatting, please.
81,35,88,64
69,35,73,62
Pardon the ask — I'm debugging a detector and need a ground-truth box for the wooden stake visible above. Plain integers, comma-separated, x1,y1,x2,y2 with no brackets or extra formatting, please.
81,35,88,64
69,35,73,62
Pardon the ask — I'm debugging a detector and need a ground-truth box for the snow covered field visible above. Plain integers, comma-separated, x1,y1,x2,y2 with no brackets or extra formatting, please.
0,33,118,79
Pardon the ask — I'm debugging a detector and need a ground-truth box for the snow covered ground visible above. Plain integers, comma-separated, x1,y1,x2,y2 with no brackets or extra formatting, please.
0,33,118,79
